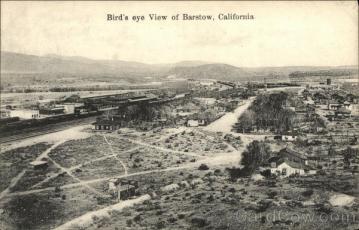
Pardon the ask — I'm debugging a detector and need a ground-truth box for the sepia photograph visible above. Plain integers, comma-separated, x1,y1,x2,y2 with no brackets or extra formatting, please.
0,1,358,229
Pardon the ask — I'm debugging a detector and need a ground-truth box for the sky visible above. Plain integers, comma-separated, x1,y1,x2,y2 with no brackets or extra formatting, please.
1,1,358,67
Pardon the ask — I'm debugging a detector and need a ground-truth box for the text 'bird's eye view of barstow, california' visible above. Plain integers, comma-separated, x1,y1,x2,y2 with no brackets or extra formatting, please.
0,1,358,230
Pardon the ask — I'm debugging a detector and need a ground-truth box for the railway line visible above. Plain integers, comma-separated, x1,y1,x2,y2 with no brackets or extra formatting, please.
0,117,95,144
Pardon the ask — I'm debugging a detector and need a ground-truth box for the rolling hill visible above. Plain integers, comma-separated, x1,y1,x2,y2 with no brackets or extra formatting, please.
1,51,357,84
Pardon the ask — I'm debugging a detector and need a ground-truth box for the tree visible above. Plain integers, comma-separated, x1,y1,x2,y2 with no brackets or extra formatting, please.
240,141,271,175
237,110,255,133
343,147,358,166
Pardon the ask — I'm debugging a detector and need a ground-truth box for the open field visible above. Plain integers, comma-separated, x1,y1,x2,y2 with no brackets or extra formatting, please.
0,143,52,193
82,169,359,230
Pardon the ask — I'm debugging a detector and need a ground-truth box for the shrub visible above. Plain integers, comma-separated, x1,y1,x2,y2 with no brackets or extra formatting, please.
229,188,236,193
126,219,133,227
267,190,278,199
168,216,177,223
260,169,272,178
156,210,164,215
315,203,332,214
178,213,185,219
122,209,132,216
207,195,214,202
191,216,207,227
198,164,209,170
285,200,303,208
256,200,272,213
301,189,314,197
54,186,61,193
134,214,142,222
226,167,245,182
155,220,166,229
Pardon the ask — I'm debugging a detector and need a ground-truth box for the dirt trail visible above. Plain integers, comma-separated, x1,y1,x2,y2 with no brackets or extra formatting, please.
54,194,151,230
47,156,105,196
0,140,66,200
119,136,203,158
0,170,27,200
204,97,255,133
33,146,141,189
4,162,200,198
103,134,128,175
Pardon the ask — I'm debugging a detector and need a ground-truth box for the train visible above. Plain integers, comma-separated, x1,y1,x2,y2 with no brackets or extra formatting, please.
0,110,100,135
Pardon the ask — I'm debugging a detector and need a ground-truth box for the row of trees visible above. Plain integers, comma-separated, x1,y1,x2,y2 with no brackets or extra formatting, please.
235,92,297,134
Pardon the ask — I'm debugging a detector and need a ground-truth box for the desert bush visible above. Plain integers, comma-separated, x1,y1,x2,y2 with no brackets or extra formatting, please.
155,220,166,229
191,216,207,227
96,196,111,205
207,195,215,202
285,200,303,208
301,189,314,197
267,190,278,199
226,167,246,182
122,209,132,216
168,216,177,223
54,186,61,193
315,203,332,214
198,164,209,170
256,200,272,213
156,210,164,215
126,219,133,227
229,187,236,193
134,214,142,222
260,169,272,178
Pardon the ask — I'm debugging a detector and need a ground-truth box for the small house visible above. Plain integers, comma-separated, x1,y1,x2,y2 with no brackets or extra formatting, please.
335,107,351,119
270,160,305,177
187,120,199,127
30,160,48,170
9,109,40,120
343,101,351,109
269,158,316,177
327,100,342,111
93,117,120,131
108,178,137,200
281,135,297,142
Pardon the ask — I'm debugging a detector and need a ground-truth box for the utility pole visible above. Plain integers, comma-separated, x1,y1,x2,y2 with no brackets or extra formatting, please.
117,183,121,202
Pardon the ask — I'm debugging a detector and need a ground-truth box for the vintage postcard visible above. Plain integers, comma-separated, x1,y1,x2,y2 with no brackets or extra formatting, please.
0,1,358,229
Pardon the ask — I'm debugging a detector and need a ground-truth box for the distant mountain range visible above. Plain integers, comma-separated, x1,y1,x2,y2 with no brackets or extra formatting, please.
1,51,358,82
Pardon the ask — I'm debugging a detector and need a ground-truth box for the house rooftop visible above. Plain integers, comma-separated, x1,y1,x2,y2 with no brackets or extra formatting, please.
93,119,119,126
280,147,308,159
30,160,48,166
336,107,351,114
276,158,314,170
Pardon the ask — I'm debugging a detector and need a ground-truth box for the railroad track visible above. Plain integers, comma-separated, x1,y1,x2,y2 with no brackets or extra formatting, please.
0,117,95,144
